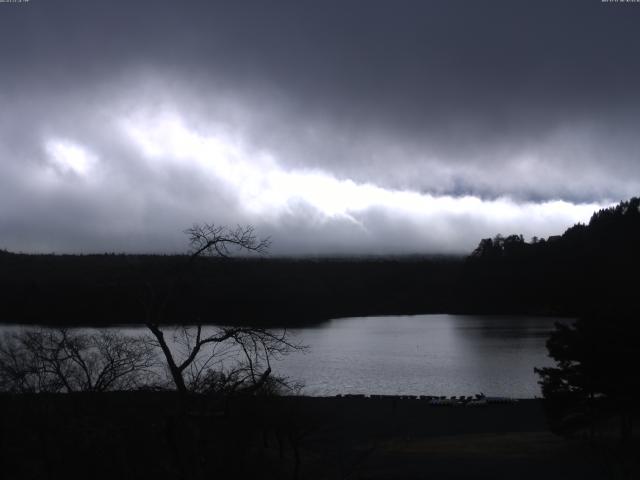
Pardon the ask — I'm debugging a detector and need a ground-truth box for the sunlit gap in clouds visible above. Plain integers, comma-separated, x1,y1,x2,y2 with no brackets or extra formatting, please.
120,111,603,238
44,139,98,177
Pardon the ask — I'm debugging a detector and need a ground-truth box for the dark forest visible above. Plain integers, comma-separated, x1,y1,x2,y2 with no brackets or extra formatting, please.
2,198,639,327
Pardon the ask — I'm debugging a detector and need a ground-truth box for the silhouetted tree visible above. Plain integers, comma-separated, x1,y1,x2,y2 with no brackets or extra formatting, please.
143,224,303,394
145,324,302,394
536,316,640,441
0,328,157,393
462,197,640,316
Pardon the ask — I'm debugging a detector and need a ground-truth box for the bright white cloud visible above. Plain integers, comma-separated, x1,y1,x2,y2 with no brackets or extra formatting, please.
119,110,604,251
0,85,614,255
44,139,98,177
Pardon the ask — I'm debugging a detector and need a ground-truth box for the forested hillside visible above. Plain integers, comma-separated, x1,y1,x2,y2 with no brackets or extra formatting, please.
459,197,640,316
2,197,639,326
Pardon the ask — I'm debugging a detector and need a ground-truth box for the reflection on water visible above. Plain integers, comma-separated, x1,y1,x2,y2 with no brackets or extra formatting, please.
276,314,570,398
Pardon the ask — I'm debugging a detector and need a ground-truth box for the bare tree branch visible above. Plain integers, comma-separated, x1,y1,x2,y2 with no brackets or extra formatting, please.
138,223,304,396
185,223,271,261
0,328,158,393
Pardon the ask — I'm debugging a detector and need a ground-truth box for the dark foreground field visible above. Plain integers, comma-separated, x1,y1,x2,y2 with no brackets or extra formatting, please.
1,393,634,480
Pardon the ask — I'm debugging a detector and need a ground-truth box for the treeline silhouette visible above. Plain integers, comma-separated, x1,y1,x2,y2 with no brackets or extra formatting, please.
0,252,460,326
535,314,639,442
1,197,640,326
459,197,640,317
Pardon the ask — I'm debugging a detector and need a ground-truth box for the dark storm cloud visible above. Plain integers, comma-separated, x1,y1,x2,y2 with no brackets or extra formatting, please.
0,1,638,254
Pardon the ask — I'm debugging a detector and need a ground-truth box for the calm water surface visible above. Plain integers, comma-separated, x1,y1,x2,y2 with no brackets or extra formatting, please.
277,314,569,398
1,314,568,398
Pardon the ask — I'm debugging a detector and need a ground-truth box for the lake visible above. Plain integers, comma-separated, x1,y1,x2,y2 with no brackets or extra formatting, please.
0,314,569,398
275,314,569,398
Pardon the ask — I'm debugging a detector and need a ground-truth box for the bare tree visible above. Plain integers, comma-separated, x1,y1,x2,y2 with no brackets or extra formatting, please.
143,223,303,395
146,325,302,394
185,223,271,260
136,224,270,328
0,328,158,393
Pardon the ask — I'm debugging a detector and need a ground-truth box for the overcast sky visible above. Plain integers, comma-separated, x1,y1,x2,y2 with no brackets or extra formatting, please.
1,0,639,255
